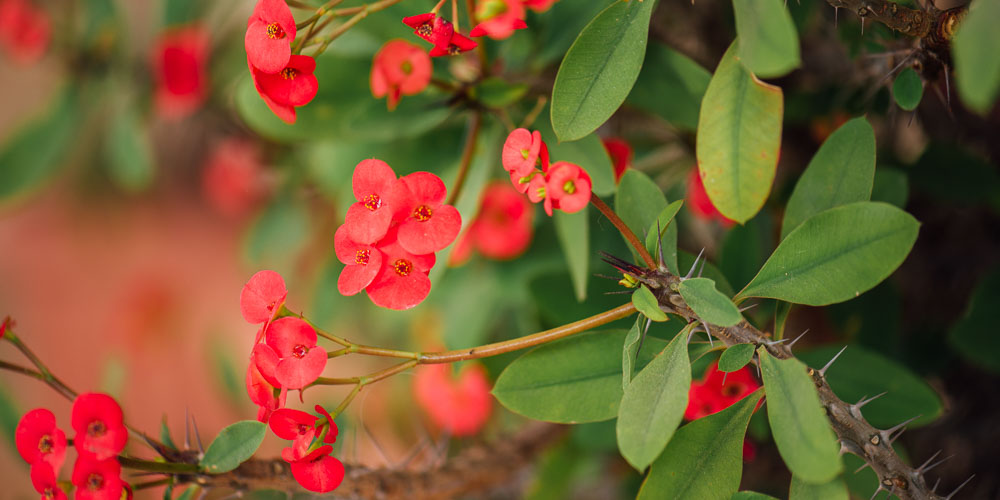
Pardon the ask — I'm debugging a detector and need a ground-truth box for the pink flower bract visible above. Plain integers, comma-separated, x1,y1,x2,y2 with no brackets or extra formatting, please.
545,161,591,214
240,270,288,324
370,39,432,111
71,393,127,461
334,224,383,296
366,228,435,311
15,408,66,470
414,363,493,436
261,317,327,390
393,172,462,255
501,128,542,178
245,0,296,74
249,54,319,124
344,159,402,245
30,461,67,500
428,31,477,57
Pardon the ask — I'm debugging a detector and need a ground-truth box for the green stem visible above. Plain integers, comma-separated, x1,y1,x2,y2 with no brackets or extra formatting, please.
118,456,199,474
309,0,406,57
589,193,657,269
445,111,483,206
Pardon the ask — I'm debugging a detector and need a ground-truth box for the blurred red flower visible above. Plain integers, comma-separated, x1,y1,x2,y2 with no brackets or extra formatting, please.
30,461,67,500
601,136,632,183
450,182,534,265
414,362,493,436
201,138,269,217
370,39,432,111
683,361,760,421
687,168,735,227
151,25,210,119
470,0,527,40
0,0,49,64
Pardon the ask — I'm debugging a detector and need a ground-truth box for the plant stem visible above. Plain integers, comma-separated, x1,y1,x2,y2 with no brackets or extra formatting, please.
446,111,483,206
118,456,199,475
295,0,346,30
309,0,405,56
519,96,547,129
420,302,637,363
4,332,77,401
589,193,657,269
329,359,418,417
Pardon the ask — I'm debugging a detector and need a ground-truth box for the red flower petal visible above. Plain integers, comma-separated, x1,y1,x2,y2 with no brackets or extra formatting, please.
290,453,346,493
275,347,327,389
251,55,319,107
71,393,127,461
365,264,431,310
245,0,296,74
252,342,282,387
334,225,384,295
352,158,397,202
240,270,287,324
246,354,280,406
402,13,434,29
16,408,67,470
269,408,317,440
30,461,66,500
71,456,123,500
398,204,462,255
265,317,318,358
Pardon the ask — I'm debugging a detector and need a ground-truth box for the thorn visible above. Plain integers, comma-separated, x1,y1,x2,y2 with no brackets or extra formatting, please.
184,407,190,449
856,391,888,410
603,290,635,295
635,317,651,361
918,450,953,474
766,338,788,346
722,371,728,385
880,415,921,444
593,273,623,281
739,303,757,313
869,484,885,500
684,248,705,280
944,63,952,111
945,475,974,500
855,461,871,473
656,220,665,268
819,345,848,377
834,6,839,27
932,478,941,493
191,414,205,455
697,258,707,278
861,17,865,36
788,329,809,349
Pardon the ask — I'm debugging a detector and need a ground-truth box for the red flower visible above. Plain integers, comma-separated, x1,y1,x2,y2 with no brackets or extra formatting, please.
344,159,403,245
246,353,287,423
601,136,632,183
269,406,338,444
366,227,436,310
245,0,295,74
545,161,591,215
282,443,346,493
684,361,761,421
334,224,383,296
71,393,127,461
15,408,67,470
502,128,544,178
522,0,558,12
249,54,319,125
469,0,527,40
276,405,344,493
414,362,493,436
240,270,288,325
71,456,122,500
30,462,67,500
370,39,432,111
402,13,454,51
254,317,327,390
392,172,462,255
201,138,269,217
687,168,735,226
0,0,49,64
450,182,533,265
151,25,210,119
428,31,477,57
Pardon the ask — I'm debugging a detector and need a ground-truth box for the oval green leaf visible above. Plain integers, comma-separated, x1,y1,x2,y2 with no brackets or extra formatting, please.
554,207,590,301
759,349,842,484
781,117,876,239
638,389,763,500
678,278,743,327
615,169,668,264
632,285,667,322
616,325,692,471
199,420,267,474
797,345,942,428
644,199,683,274
732,0,800,78
494,330,666,423
696,42,783,224
550,0,657,141
790,474,849,500
953,0,1000,114
737,202,919,306
622,317,644,389
893,67,923,111
718,343,755,372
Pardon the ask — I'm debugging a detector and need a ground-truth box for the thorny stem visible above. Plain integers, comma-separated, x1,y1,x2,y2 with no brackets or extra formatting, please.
589,193,657,269
445,111,483,206
823,0,967,53
4,331,77,401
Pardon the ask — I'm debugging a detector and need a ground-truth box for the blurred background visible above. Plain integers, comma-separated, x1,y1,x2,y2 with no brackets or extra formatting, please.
1,0,999,498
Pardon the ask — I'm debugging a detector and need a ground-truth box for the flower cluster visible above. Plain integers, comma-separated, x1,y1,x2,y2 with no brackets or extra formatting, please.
502,128,592,216
683,360,760,421
686,168,735,227
334,159,461,310
0,0,49,64
15,393,128,500
241,270,289,422
245,0,318,123
450,182,534,265
414,362,493,436
269,406,345,493
151,25,210,119
370,39,432,111
402,11,476,57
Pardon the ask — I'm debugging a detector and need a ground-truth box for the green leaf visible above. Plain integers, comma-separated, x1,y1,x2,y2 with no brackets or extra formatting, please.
617,324,692,471
718,343,755,372
199,421,267,473
678,278,743,327
789,474,849,500
105,104,154,193
550,0,657,141
797,346,943,428
696,42,783,223
774,301,792,340
164,0,201,26
892,67,923,111
475,77,528,108
953,0,1000,114
644,199,683,274
615,169,668,264
759,349,842,483
732,0,800,77
632,285,667,322
554,207,590,302
781,117,876,239
949,267,1000,374
622,317,644,389
176,485,200,500
732,493,780,500
638,389,764,500
627,43,711,130
161,416,177,450
493,330,665,423
0,89,80,203
737,202,919,306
